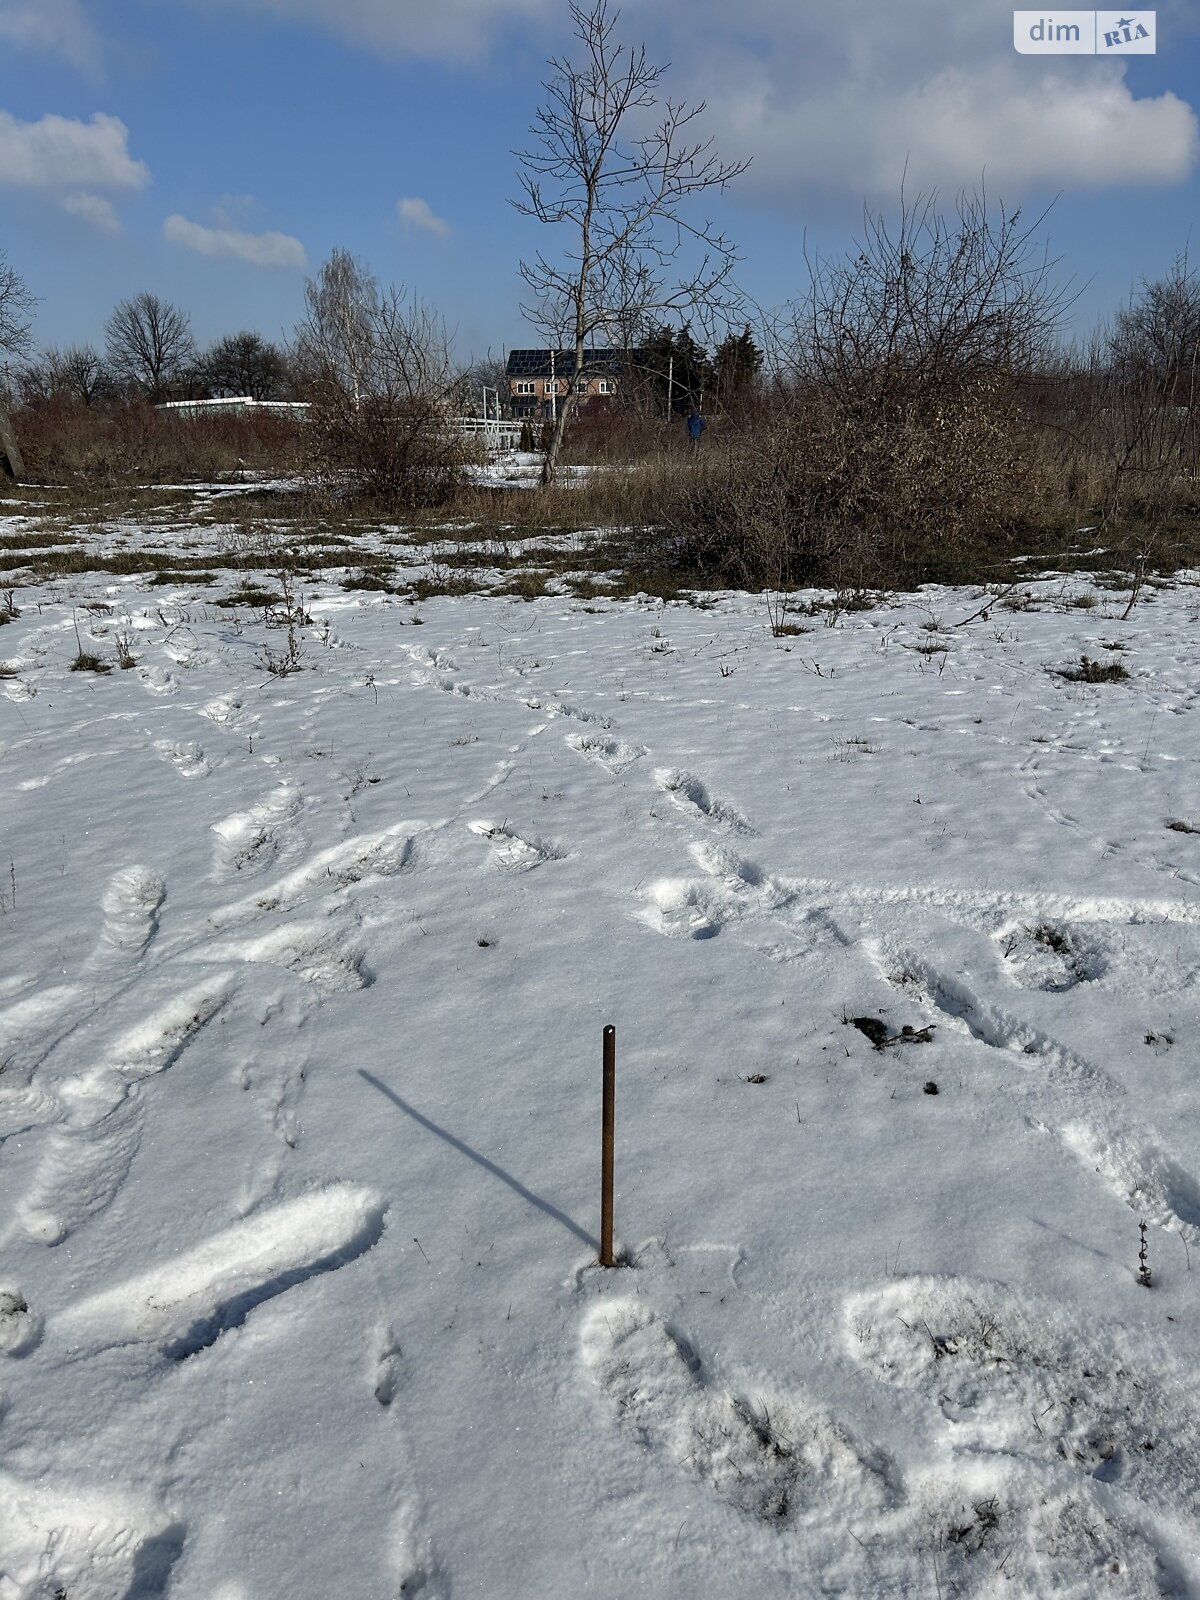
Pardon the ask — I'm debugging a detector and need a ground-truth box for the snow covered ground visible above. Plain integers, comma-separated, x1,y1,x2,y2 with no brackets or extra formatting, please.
1,554,1199,1597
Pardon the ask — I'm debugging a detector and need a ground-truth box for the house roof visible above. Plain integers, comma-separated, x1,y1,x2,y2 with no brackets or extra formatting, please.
506,348,633,379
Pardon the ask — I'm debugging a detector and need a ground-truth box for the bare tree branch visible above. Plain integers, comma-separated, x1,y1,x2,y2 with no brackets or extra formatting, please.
511,0,748,483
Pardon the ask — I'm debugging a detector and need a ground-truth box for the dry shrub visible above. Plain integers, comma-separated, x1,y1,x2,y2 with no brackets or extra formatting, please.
13,397,304,485
657,389,1036,590
304,392,478,511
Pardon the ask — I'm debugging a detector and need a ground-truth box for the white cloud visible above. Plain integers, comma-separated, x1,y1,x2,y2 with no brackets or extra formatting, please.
61,191,120,233
654,0,1199,203
163,213,307,269
397,195,451,239
0,0,100,71
0,111,148,191
705,63,1198,203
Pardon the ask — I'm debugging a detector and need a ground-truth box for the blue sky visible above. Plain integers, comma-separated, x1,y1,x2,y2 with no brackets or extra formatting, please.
2,0,1199,362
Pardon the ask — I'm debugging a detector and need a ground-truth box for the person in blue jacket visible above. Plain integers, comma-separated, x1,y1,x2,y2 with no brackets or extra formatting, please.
686,410,707,446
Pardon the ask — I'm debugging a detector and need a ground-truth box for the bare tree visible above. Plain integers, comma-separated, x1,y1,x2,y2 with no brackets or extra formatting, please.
0,248,34,479
794,190,1070,411
292,249,377,406
513,0,748,483
47,344,111,406
293,250,468,506
1110,253,1200,386
104,292,196,401
0,247,35,363
198,331,290,400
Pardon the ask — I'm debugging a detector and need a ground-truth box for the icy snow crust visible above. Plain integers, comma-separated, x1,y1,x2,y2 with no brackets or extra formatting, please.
1,563,1199,1596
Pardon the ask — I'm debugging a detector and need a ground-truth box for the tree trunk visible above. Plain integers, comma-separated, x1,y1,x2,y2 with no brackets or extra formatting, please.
0,398,24,481
541,340,588,486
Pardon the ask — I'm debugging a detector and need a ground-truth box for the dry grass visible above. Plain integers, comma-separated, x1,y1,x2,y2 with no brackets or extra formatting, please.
1056,654,1131,683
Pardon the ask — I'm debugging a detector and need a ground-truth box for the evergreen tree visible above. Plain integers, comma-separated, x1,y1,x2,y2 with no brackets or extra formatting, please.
712,325,762,412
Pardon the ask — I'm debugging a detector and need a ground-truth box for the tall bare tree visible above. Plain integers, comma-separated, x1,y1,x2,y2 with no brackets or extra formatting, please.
513,0,748,483
293,249,467,506
104,292,195,401
292,249,377,407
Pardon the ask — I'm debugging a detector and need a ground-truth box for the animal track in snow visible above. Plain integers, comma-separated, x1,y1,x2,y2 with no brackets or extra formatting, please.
372,1321,404,1407
136,664,178,695
211,783,301,878
581,1298,889,1527
654,768,754,832
566,732,646,774
62,1183,387,1358
95,865,165,961
468,819,566,870
403,643,458,674
0,1472,185,1600
387,1499,450,1599
846,1275,1200,1512
200,692,243,727
1061,1122,1200,1244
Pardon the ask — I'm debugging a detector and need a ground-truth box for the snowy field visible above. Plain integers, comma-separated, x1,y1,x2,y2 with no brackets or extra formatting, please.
1,554,1200,1598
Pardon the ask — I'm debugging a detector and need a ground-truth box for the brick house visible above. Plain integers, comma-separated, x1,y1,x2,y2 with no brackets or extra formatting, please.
505,349,624,418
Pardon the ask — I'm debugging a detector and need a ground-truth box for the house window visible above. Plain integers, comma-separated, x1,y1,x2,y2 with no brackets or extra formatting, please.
597,379,613,394
575,378,588,394
515,381,535,395
543,380,561,395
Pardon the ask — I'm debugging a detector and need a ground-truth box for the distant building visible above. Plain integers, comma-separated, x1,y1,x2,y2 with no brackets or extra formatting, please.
505,349,627,418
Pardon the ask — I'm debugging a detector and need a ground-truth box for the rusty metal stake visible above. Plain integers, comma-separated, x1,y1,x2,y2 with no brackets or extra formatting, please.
600,1024,616,1266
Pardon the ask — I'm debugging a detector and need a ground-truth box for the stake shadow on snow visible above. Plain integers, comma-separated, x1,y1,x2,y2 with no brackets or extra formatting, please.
358,1070,597,1250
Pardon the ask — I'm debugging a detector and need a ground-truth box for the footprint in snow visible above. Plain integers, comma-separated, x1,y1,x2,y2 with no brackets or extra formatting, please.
654,768,755,833
0,1472,185,1600
845,1274,1200,1513
154,737,209,778
93,864,165,963
18,976,231,1245
581,1297,890,1528
210,783,302,879
1061,1121,1200,1245
565,732,645,774
0,1286,42,1355
468,819,565,870
60,1183,387,1358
